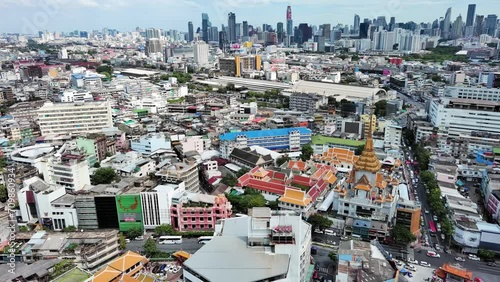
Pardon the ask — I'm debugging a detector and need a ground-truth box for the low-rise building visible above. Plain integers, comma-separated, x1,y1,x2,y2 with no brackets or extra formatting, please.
170,193,232,232
130,133,172,155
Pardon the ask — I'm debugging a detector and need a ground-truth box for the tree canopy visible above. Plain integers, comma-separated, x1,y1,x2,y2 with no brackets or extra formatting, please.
307,213,333,230
125,227,143,239
392,224,416,245
374,100,387,117
91,167,117,184
143,238,159,257
96,65,113,74
301,144,314,161
0,184,7,203
225,189,267,214
154,224,176,236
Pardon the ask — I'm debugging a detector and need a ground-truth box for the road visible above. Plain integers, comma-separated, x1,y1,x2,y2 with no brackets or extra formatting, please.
400,130,500,280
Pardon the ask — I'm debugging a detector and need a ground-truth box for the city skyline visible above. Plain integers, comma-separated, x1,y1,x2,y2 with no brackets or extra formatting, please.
0,0,498,34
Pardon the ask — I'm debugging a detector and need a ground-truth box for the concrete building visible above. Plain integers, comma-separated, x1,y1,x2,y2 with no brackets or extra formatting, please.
430,98,500,140
41,148,90,190
37,101,113,135
184,207,312,282
193,41,210,66
444,85,500,101
383,122,402,150
156,160,200,192
219,127,312,158
288,92,327,114
58,89,93,102
70,73,103,90
170,193,232,232
141,182,186,231
18,177,79,231
130,133,172,155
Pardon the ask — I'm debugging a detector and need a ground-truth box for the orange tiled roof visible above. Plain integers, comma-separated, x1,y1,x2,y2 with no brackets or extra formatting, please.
440,263,473,280
108,251,148,272
252,167,269,178
323,170,338,184
91,265,122,282
279,188,312,207
287,160,307,171
354,183,371,191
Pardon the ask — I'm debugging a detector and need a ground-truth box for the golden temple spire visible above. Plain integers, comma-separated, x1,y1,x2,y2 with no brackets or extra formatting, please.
353,94,381,173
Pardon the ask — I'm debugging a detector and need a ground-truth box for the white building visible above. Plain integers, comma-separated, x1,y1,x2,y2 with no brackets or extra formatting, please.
443,85,500,101
18,177,79,231
176,135,211,155
429,98,500,137
383,122,402,150
130,133,172,155
194,41,209,66
184,208,312,282
140,182,185,231
58,89,93,103
41,148,91,191
37,101,113,135
156,160,200,192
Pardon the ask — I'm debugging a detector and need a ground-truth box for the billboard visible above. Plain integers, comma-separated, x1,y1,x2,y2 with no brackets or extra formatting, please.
116,195,143,232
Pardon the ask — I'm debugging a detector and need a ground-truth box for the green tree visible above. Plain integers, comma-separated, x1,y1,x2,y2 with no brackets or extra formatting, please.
307,213,333,230
226,83,236,91
93,162,101,168
19,226,30,232
236,168,250,178
276,156,290,167
266,200,279,210
65,64,71,71
301,144,314,161
143,238,159,257
420,171,435,185
96,65,113,74
91,167,117,184
63,225,77,232
125,227,143,239
431,75,443,82
355,144,365,156
0,184,7,203
66,243,78,252
221,175,237,186
440,218,454,237
155,224,176,236
478,249,495,260
392,224,416,245
414,145,431,170
374,100,387,117
328,251,338,261
118,233,127,250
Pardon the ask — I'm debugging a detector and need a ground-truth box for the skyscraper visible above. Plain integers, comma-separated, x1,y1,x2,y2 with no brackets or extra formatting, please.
228,12,236,43
442,7,452,39
188,21,194,42
359,23,369,39
354,14,360,33
202,13,209,42
277,22,284,43
286,5,293,45
451,15,464,39
485,14,498,36
322,24,331,41
242,21,249,37
466,4,476,27
475,15,485,36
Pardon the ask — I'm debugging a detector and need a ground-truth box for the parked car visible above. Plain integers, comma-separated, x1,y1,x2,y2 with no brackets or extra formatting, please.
424,209,429,214
434,244,442,251
407,259,418,265
487,262,497,267
134,236,144,241
433,215,438,221
455,257,465,262
394,260,404,267
441,234,445,240
420,261,431,267
468,254,480,261
125,239,131,243
405,264,416,272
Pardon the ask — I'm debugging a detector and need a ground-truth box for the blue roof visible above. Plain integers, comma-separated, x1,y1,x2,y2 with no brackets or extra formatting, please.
219,127,312,141
71,74,84,79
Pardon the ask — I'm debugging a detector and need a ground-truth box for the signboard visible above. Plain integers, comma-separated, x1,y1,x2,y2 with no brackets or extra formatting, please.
116,195,143,232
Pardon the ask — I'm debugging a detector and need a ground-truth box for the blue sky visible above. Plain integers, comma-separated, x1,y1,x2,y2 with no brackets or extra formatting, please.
1,0,498,34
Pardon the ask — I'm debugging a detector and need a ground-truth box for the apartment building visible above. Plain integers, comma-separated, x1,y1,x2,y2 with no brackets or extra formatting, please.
18,177,79,231
8,100,45,121
156,160,200,192
170,193,232,232
130,133,172,155
383,122,402,150
37,101,113,135
429,98,500,138
184,208,311,282
219,127,312,158
444,85,500,101
42,151,90,191
289,93,327,114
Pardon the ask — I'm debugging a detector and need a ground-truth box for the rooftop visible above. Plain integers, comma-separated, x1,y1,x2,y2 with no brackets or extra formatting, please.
311,135,365,147
219,127,311,141
184,236,290,282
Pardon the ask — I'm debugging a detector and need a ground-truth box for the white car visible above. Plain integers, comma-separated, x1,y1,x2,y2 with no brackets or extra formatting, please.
427,251,440,258
455,257,465,262
405,264,417,272
433,215,438,221
425,209,429,214
407,259,418,265
420,261,431,267
394,260,404,267
468,254,480,261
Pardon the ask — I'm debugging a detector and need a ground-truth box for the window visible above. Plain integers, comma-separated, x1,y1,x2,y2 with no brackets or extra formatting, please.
208,224,212,228
192,217,196,221
184,225,188,229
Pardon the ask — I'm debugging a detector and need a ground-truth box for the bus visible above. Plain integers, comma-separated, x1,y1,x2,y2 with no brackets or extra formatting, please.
197,236,214,244
158,236,183,245
429,221,437,233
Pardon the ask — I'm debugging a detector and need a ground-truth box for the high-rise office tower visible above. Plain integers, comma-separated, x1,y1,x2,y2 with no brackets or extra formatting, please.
242,21,249,37
202,13,209,42
210,26,219,42
359,23,369,39
277,22,284,43
297,23,312,44
286,5,293,45
219,31,226,51
145,38,162,56
451,15,464,39
146,28,161,39
322,24,331,41
442,7,452,39
194,41,209,65
188,21,194,42
389,17,396,31
353,14,360,33
466,4,476,27
475,15,485,36
485,14,498,36
228,12,236,43
235,23,241,40
377,16,387,28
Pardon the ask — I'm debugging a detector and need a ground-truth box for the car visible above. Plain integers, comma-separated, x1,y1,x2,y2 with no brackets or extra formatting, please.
434,244,442,251
441,234,445,240
487,262,498,267
427,251,440,258
425,209,429,214
407,259,418,265
172,267,181,274
433,215,438,221
134,236,144,241
455,257,465,262
420,261,431,267
341,236,349,240
405,264,416,272
394,260,404,267
125,239,130,243
468,254,480,261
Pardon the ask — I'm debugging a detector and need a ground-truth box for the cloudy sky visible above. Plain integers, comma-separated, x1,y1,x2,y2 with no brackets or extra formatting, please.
1,0,497,34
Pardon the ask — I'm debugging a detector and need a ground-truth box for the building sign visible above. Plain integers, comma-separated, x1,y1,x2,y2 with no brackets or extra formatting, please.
115,195,143,232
